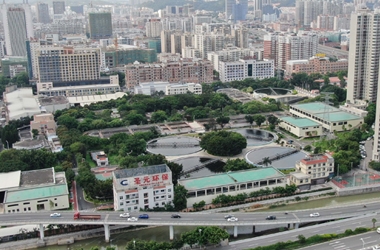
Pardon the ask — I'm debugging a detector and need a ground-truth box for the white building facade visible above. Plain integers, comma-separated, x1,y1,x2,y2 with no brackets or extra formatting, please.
113,164,174,212
219,59,274,82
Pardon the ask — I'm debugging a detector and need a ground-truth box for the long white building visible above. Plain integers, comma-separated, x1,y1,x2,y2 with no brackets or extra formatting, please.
219,59,274,82
113,164,174,212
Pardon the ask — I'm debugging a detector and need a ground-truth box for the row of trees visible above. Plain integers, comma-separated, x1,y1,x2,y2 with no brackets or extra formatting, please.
125,226,229,250
212,185,298,207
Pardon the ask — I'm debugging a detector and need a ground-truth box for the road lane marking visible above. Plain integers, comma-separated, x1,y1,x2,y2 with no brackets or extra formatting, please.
363,237,371,240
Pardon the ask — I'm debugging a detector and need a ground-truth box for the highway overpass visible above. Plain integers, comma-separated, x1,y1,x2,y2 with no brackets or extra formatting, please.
0,201,378,242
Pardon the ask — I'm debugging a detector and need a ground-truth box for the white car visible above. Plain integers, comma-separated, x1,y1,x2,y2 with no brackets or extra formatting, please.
377,227,380,234
50,213,61,218
227,217,238,222
119,213,130,218
310,213,320,217
127,217,138,222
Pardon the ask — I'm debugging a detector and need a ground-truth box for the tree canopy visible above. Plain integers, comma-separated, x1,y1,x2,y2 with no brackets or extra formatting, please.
200,131,247,156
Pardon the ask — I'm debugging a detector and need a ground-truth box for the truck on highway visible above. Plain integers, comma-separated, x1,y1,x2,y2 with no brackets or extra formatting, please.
73,212,101,220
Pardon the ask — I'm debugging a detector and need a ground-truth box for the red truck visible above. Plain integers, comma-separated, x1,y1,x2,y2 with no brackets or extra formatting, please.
73,212,101,220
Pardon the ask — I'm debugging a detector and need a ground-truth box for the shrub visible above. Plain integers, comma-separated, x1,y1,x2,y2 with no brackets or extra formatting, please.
344,229,354,236
297,234,306,244
354,227,368,234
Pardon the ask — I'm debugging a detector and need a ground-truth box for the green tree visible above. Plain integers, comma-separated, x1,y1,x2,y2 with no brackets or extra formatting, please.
373,218,377,228
69,142,87,157
57,115,79,129
1,124,19,148
267,115,278,125
262,157,272,166
245,115,254,127
166,162,183,185
173,185,187,211
200,131,247,156
223,159,256,172
32,129,39,138
151,110,168,123
253,114,266,127
216,116,230,129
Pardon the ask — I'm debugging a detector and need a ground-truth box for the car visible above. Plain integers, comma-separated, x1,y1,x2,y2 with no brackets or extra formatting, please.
266,215,276,220
310,213,320,217
377,227,380,234
373,246,380,250
224,214,234,219
227,217,238,222
119,213,130,218
50,213,61,218
127,217,138,222
287,140,293,144
138,214,149,219
171,214,181,218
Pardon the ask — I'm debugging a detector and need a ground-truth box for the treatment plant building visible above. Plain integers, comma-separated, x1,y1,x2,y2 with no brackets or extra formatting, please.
178,167,286,208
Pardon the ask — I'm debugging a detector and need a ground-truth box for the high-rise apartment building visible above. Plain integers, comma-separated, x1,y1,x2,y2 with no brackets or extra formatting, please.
146,18,162,38
263,32,318,69
36,47,100,82
225,0,235,20
89,12,113,39
1,3,34,56
37,3,50,24
296,0,343,28
346,8,380,104
225,0,248,22
161,30,173,53
53,1,65,15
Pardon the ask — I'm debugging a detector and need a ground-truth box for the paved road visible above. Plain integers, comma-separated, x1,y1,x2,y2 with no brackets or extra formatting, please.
299,231,380,250
0,202,378,227
76,182,96,211
362,139,373,170
317,45,349,59
217,214,379,250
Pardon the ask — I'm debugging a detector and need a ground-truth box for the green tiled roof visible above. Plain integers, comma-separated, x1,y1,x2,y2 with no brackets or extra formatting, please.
314,111,361,122
6,185,68,203
291,102,339,114
281,116,320,128
179,167,284,190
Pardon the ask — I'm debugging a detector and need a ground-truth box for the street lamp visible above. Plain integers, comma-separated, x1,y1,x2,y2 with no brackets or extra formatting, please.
353,172,358,187
133,240,136,249
361,238,365,248
198,229,202,249
5,140,9,149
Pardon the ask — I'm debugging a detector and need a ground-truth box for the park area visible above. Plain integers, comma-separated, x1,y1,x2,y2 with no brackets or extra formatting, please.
332,173,380,188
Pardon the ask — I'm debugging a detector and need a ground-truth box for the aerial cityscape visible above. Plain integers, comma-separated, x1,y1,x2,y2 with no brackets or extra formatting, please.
0,0,380,249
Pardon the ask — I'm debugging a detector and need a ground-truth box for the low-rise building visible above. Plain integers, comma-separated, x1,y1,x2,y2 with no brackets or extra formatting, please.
289,102,363,132
37,96,70,114
37,76,120,97
285,56,348,78
91,151,109,166
113,164,173,212
290,153,334,190
219,59,274,83
3,87,41,121
0,168,69,214
134,82,202,95
279,116,322,137
30,113,56,135
178,167,286,207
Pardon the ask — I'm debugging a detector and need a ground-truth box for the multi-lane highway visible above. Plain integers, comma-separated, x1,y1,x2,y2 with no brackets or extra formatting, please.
218,214,379,250
0,202,377,227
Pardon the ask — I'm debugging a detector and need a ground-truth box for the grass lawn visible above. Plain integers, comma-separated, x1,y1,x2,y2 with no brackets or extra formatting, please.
85,154,97,168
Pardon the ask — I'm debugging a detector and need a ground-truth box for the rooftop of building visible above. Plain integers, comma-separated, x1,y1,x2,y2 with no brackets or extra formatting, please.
66,93,126,106
39,83,120,91
5,184,68,203
0,171,21,190
5,88,41,121
13,139,45,150
113,164,171,179
280,116,320,128
300,154,331,165
313,111,361,122
290,102,339,114
38,96,69,105
290,172,310,179
179,167,284,191
20,168,55,186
